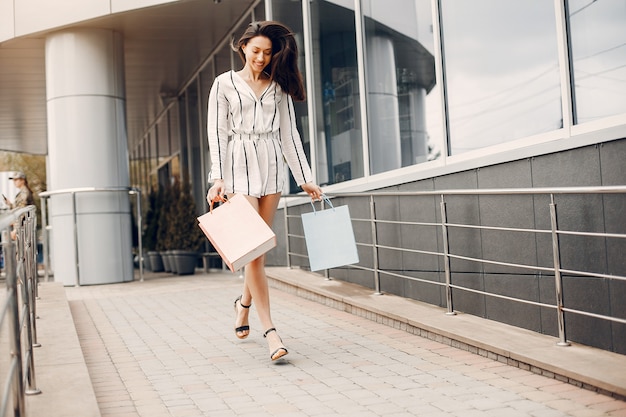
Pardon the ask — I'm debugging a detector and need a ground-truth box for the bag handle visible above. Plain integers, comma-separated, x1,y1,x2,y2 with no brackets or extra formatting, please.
309,194,334,214
209,195,228,213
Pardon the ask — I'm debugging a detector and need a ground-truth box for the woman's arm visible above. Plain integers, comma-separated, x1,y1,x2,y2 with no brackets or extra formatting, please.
207,76,231,183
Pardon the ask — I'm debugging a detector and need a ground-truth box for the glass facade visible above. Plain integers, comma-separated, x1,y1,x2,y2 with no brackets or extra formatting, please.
567,0,626,124
441,0,562,155
363,0,441,173
129,0,626,210
310,0,362,184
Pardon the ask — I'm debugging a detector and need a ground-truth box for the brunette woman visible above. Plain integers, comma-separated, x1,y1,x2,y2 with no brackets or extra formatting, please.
206,21,322,361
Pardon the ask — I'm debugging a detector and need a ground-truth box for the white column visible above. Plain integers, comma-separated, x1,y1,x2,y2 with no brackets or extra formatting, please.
45,28,133,286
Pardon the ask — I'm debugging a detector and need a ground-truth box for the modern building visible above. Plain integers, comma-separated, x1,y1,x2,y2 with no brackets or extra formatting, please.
1,1,624,353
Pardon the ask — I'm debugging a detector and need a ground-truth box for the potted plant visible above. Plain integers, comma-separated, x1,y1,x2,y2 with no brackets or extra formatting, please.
156,182,175,273
143,187,164,272
167,180,205,275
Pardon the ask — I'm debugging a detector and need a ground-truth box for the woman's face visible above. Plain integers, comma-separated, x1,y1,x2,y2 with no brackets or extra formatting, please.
242,35,272,75
13,178,24,187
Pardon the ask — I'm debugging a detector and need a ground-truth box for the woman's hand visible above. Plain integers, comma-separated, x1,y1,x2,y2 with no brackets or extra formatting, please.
301,182,323,201
207,179,225,205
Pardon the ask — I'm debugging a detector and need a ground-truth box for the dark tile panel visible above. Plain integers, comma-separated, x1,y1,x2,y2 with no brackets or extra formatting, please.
599,139,626,185
398,191,442,273
604,194,626,276
612,323,626,355
562,275,612,350
531,145,602,188
404,270,445,307
479,194,538,275
345,268,375,290
373,195,402,269
609,279,626,354
450,272,486,317
538,274,558,337
484,273,542,332
478,158,533,189
379,272,404,296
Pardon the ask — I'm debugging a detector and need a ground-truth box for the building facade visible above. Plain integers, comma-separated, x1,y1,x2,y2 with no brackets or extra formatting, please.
0,0,624,352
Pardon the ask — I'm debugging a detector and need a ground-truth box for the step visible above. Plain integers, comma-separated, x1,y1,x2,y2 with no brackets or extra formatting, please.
25,282,101,417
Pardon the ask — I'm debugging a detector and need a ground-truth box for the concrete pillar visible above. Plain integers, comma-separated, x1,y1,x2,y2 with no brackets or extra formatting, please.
366,35,401,174
45,28,133,286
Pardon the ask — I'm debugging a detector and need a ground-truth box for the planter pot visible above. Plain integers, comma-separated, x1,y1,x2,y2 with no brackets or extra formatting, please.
171,250,198,275
143,253,152,271
167,251,178,274
147,251,163,272
161,251,172,272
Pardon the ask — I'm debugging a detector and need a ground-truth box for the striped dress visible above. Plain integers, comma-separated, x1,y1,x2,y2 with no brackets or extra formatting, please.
207,70,313,197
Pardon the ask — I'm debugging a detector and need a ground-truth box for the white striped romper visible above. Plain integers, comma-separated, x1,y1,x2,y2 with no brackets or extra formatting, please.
207,70,313,197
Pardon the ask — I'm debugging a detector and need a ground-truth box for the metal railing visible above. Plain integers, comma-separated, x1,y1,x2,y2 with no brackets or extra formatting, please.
0,205,41,417
283,186,626,347
39,187,143,285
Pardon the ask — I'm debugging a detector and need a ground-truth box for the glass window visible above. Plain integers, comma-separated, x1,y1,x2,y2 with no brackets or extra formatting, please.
440,1,562,155
310,0,363,185
148,127,157,178
156,114,170,165
215,43,233,76
253,1,265,21
169,100,181,156
185,80,203,206
272,0,311,192
362,0,442,175
200,62,214,201
568,0,626,124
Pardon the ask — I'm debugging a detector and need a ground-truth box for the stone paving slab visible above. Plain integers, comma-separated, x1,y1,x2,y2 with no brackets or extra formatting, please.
22,269,626,417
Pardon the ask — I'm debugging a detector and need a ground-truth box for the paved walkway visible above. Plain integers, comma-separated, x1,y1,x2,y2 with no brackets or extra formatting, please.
25,269,626,417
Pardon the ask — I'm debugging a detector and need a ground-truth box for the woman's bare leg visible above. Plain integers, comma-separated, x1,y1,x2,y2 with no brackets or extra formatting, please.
236,193,286,359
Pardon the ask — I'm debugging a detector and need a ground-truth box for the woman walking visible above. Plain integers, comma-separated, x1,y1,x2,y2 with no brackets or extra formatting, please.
206,21,322,361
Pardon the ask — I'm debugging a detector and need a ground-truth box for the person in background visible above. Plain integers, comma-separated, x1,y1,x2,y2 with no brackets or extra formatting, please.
4,171,35,240
206,21,323,362
4,171,34,209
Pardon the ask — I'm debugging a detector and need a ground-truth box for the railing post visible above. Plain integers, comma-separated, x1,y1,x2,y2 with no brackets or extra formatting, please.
370,195,382,295
72,192,80,286
41,196,51,282
284,197,292,269
133,189,144,282
440,195,456,315
26,212,41,349
16,217,41,396
320,198,331,280
550,194,570,346
3,228,26,417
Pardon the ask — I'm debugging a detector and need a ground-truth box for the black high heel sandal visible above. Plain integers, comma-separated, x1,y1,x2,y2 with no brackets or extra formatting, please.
234,295,251,339
263,328,288,361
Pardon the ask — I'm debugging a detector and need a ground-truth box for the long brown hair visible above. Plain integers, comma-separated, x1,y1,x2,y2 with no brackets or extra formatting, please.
234,21,306,101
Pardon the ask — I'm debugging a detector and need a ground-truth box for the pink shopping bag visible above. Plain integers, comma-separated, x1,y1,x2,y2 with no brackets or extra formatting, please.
197,194,276,272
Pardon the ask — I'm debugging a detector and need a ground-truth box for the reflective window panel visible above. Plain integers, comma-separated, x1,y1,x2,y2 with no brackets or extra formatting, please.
441,0,562,155
310,0,363,185
363,0,442,174
272,0,311,192
568,0,626,124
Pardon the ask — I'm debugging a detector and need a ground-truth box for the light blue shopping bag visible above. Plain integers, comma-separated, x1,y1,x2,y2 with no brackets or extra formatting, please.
301,196,359,271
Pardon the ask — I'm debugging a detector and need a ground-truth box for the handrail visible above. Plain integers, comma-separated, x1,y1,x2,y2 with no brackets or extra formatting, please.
0,205,42,417
39,186,143,285
282,185,626,348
